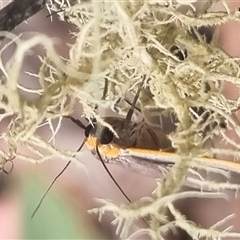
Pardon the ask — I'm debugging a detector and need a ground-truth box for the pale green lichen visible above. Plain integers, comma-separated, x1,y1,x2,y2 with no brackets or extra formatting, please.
1,0,240,239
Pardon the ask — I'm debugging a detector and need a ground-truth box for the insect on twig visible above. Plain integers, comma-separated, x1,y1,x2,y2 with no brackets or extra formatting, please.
31,78,148,218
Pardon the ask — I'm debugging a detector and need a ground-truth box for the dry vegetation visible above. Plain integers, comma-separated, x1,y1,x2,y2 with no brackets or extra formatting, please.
1,0,240,239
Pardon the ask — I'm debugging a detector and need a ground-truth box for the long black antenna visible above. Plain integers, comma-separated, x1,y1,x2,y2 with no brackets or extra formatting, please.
31,160,71,219
31,118,86,218
96,145,131,203
68,115,133,201
96,144,149,226
124,76,145,126
93,77,146,202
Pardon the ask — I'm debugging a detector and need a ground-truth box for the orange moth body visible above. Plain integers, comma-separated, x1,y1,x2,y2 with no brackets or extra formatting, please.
85,117,240,190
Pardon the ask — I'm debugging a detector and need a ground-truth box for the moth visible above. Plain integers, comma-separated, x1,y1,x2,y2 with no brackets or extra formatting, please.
32,79,240,217
84,117,240,190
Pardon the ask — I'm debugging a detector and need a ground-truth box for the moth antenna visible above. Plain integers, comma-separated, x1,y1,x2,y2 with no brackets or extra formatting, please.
67,117,150,225
31,118,87,218
65,116,87,130
124,76,145,126
102,78,108,100
46,9,64,18
31,160,71,219
124,98,141,113
96,144,131,203
96,145,150,226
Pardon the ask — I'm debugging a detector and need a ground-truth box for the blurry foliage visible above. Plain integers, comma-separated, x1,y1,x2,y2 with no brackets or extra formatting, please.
22,176,98,239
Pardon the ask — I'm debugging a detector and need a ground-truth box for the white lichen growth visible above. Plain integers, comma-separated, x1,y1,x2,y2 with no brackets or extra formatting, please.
1,0,240,239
